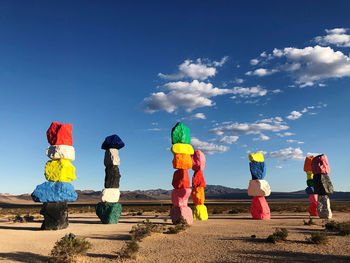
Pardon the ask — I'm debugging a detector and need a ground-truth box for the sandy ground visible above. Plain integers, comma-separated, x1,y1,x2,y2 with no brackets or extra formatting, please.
0,212,350,262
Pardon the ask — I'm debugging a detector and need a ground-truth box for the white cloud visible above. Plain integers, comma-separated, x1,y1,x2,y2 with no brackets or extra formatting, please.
286,110,302,120
219,135,239,144
182,112,206,120
158,58,217,80
143,80,232,113
191,137,229,155
307,152,321,156
213,56,229,67
147,128,161,131
286,139,304,144
277,132,295,137
235,78,244,84
266,147,304,161
250,58,260,65
252,134,270,141
245,68,278,76
231,85,267,98
272,89,282,94
274,165,283,169
315,28,350,47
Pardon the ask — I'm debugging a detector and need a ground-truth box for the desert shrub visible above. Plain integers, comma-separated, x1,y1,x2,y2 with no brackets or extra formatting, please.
325,221,350,236
129,219,164,241
12,215,25,223
167,217,190,234
49,233,92,263
117,237,139,259
137,211,143,216
304,217,316,226
308,231,328,244
163,218,168,223
325,220,339,231
266,228,288,243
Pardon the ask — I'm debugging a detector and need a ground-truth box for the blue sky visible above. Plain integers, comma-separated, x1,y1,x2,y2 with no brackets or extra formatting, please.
1,1,349,194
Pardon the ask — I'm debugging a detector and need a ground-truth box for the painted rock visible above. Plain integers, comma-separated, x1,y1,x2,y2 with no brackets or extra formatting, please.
45,159,76,182
305,186,315,195
306,179,314,187
193,205,208,221
104,148,120,166
46,122,73,146
46,145,75,161
251,196,270,220
191,187,205,205
313,174,333,195
172,169,190,189
317,195,332,219
171,188,191,207
40,202,69,230
105,165,121,188
171,143,194,155
172,153,192,169
249,161,266,180
191,150,206,171
101,134,125,150
304,156,314,172
247,179,271,197
96,202,122,224
101,188,120,202
248,152,264,162
308,194,318,216
170,206,193,225
306,171,314,180
171,122,191,144
311,154,330,174
192,170,206,188
31,182,77,202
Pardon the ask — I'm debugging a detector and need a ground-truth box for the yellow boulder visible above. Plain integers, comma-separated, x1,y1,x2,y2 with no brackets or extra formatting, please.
249,152,264,162
45,159,76,182
307,171,314,180
171,143,194,155
193,205,208,220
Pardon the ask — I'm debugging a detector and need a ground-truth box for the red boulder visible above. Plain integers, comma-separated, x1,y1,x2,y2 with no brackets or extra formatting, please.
308,194,318,216
251,196,270,220
192,170,206,188
47,122,73,146
172,169,190,189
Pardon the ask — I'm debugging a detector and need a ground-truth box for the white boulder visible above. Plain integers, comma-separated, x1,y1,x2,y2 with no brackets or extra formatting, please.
318,195,332,219
101,188,120,202
46,145,75,161
248,179,271,197
104,149,120,166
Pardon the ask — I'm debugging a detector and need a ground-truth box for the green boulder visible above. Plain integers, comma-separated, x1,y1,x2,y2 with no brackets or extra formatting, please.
171,122,191,144
306,179,314,187
96,202,122,224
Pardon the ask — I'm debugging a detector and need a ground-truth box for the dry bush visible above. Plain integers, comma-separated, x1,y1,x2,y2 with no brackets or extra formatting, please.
304,217,316,226
129,219,164,241
117,238,139,259
167,217,190,234
325,221,350,236
266,228,289,243
308,231,329,244
49,233,92,263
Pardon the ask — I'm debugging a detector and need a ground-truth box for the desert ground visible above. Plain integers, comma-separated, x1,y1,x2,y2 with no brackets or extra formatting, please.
0,211,350,263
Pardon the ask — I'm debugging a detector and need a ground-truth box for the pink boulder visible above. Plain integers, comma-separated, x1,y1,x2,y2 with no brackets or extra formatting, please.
308,194,318,216
170,206,193,225
192,150,206,171
172,169,190,189
192,170,206,188
171,188,191,207
251,196,270,220
311,154,330,175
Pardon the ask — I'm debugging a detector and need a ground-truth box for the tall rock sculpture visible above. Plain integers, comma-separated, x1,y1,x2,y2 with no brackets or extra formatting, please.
96,134,124,224
303,156,318,216
248,153,271,220
31,122,77,230
191,150,208,221
311,154,333,219
170,122,193,225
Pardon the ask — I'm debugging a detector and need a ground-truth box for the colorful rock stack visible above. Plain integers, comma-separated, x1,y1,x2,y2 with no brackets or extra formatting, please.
96,134,124,224
31,122,77,230
170,122,194,225
303,156,318,216
311,154,333,219
191,150,208,221
248,153,271,220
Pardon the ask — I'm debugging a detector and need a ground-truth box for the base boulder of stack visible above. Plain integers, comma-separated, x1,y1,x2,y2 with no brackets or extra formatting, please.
96,202,122,224
308,194,318,216
40,202,69,230
193,205,208,221
170,206,193,225
317,195,332,219
251,196,271,220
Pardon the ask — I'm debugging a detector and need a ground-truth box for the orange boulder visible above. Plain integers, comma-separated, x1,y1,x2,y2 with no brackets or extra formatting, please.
191,187,205,205
172,153,192,170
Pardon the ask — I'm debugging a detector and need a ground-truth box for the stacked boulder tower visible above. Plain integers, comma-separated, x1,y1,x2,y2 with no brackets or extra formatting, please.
311,154,333,219
31,122,77,230
170,122,194,225
303,156,318,216
247,153,271,220
96,134,124,224
191,150,208,221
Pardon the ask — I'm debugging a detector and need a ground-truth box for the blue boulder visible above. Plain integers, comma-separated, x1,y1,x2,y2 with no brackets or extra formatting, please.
101,134,125,150
305,186,315,195
249,161,266,180
31,182,77,202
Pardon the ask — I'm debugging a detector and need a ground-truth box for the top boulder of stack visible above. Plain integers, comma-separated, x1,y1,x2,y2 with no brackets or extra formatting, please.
192,150,205,171
101,134,125,150
47,122,73,146
303,155,314,172
248,152,264,162
311,154,330,175
171,122,190,144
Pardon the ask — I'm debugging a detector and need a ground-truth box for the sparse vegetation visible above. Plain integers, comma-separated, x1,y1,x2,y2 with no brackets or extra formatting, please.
266,228,289,243
325,221,350,236
308,231,329,244
49,233,92,263
10,214,35,223
304,217,316,226
167,217,190,234
117,238,139,259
